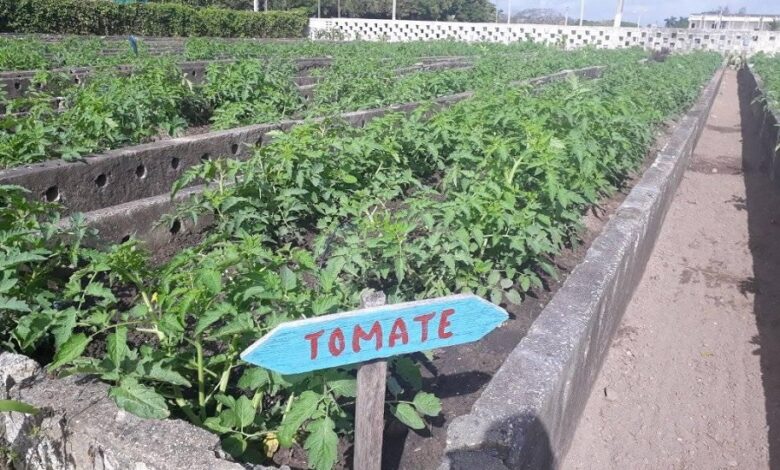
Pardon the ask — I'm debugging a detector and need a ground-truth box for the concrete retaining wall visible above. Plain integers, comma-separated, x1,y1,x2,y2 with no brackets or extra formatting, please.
744,65,780,184
440,67,725,469
0,353,277,470
310,19,780,54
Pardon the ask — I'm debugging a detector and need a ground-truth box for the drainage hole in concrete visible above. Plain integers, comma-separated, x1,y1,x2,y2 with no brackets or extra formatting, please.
230,143,239,155
171,157,180,169
169,219,182,235
200,153,210,162
44,186,59,202
14,81,20,90
95,174,107,188
135,164,147,179
256,137,263,147
120,235,131,243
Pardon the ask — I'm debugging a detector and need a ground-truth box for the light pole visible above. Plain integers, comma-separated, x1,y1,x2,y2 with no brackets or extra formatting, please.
392,0,397,20
613,0,624,27
253,0,258,12
564,6,569,26
506,0,511,24
579,0,585,26
317,0,321,18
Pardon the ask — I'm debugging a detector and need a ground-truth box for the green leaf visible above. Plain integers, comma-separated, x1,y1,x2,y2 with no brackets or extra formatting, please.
0,399,38,415
109,378,170,419
198,269,222,296
500,278,514,289
412,391,442,417
278,390,320,447
519,276,531,292
234,395,256,429
393,357,422,389
327,378,357,398
280,266,297,291
203,416,233,434
144,363,191,387
490,288,503,305
107,327,128,369
211,313,253,339
195,302,234,336
341,174,358,184
304,417,338,470
85,282,116,302
0,296,29,312
392,403,425,430
222,434,247,458
49,333,90,370
505,289,523,305
237,368,270,390
0,252,47,270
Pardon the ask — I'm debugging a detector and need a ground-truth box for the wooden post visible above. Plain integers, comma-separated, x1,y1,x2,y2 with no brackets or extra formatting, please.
354,290,387,470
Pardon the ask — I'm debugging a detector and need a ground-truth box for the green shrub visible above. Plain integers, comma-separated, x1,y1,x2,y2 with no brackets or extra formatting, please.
0,0,308,38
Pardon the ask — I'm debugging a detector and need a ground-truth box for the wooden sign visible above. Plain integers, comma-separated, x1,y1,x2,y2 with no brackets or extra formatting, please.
240,293,508,375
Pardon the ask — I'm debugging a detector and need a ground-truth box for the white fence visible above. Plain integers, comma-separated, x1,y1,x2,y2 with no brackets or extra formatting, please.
309,18,780,54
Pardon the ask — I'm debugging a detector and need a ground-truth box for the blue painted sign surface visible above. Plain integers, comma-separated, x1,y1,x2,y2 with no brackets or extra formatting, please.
240,294,508,374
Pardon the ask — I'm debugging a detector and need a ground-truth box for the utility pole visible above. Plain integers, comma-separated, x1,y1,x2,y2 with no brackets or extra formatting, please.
506,0,511,24
613,0,624,27
564,6,569,26
317,0,321,18
253,0,258,12
264,0,267,12
392,0,397,20
579,0,585,26
337,0,340,18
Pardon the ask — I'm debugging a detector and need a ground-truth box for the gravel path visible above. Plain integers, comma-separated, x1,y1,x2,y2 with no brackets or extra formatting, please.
563,69,780,469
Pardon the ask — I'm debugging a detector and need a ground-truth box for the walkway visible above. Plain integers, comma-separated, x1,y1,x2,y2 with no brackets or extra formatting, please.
564,69,780,469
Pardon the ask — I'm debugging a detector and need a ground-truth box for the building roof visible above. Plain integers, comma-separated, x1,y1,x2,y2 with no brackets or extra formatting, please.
690,12,780,18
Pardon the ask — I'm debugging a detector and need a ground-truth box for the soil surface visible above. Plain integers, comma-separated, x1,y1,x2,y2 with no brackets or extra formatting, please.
564,69,780,469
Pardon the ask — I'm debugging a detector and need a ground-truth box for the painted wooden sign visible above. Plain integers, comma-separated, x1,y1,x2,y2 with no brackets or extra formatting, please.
240,294,508,374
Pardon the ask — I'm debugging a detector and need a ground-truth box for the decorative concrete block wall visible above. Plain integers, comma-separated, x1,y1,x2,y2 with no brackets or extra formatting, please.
309,18,780,54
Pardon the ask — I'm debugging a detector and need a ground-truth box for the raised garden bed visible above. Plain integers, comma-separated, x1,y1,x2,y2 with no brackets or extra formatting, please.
0,46,721,470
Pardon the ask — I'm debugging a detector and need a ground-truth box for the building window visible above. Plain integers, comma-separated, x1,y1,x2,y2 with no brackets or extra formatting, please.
690,22,697,28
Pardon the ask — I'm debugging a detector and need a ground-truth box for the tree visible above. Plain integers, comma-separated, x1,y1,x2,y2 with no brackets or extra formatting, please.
158,0,496,20
664,16,689,28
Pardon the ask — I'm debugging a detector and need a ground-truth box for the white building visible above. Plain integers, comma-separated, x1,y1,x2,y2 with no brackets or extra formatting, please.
688,13,779,31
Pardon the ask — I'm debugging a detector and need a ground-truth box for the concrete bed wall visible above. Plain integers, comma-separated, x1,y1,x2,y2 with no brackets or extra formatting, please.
440,67,724,469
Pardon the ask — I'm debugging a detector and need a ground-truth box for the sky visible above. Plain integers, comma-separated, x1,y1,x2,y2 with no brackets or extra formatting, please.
489,0,776,26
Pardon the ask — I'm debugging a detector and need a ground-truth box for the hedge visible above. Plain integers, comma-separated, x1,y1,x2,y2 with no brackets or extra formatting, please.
0,0,309,37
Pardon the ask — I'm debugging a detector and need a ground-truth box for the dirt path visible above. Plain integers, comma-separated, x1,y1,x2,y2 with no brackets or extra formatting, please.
564,69,780,469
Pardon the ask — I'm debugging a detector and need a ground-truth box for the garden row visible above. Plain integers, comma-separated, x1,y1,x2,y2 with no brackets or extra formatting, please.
0,43,635,170
752,53,780,109
747,53,780,184
0,35,490,73
0,49,721,469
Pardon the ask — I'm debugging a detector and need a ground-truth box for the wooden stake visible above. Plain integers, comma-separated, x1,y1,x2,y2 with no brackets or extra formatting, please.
354,290,387,470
